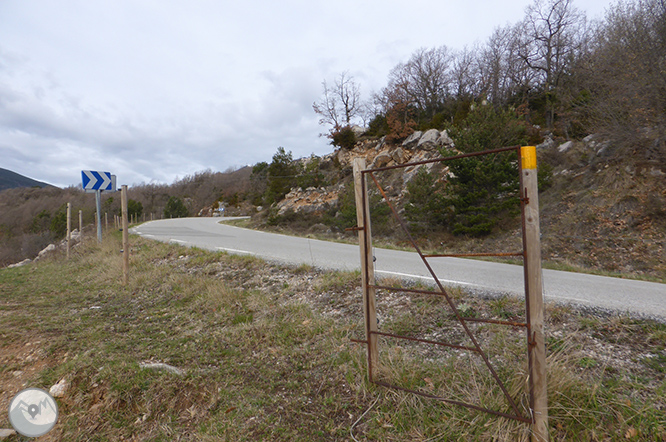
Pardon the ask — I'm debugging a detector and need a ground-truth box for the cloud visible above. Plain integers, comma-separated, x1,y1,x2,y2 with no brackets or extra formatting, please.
0,0,614,187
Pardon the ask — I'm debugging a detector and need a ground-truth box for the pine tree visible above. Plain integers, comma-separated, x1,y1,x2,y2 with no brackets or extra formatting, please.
443,105,527,236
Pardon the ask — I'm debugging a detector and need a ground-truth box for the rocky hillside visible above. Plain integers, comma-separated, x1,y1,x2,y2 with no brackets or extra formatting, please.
255,130,666,281
537,134,665,277
274,129,452,217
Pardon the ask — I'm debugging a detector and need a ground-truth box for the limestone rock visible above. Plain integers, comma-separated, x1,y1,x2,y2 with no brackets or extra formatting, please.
351,125,365,136
437,130,454,147
417,129,440,150
7,259,31,268
390,147,406,164
538,134,556,150
49,378,69,398
70,228,82,241
558,141,573,153
402,131,423,149
370,152,392,169
139,362,184,376
276,187,339,216
36,244,56,260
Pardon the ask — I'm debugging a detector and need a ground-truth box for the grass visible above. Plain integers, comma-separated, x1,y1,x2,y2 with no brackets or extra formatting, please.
0,233,665,440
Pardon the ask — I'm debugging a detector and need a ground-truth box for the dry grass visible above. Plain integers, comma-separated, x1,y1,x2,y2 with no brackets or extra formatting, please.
0,232,664,441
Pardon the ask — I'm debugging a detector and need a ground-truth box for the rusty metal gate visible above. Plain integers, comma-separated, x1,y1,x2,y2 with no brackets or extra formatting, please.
351,145,548,434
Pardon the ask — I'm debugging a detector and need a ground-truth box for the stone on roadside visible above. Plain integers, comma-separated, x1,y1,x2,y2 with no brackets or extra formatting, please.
50,378,69,398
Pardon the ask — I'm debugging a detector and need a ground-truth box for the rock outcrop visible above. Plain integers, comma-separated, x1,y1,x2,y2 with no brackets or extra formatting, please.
276,130,455,217
276,185,342,216
332,129,454,172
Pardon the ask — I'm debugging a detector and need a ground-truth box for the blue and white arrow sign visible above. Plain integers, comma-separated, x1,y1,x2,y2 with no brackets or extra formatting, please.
82,170,114,191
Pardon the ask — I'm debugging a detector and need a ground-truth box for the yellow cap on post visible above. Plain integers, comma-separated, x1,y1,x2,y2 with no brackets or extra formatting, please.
521,146,537,170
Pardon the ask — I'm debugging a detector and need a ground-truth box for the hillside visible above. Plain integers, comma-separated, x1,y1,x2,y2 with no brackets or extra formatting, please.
2,131,665,281
0,168,53,191
0,167,253,267
241,131,665,282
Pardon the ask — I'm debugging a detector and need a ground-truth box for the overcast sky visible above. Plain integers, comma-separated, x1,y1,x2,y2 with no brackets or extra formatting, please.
0,0,613,188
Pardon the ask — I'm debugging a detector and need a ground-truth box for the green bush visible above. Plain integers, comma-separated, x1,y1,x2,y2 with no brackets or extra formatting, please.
127,199,143,219
366,114,389,137
30,210,51,234
163,197,188,219
50,205,67,238
330,126,357,149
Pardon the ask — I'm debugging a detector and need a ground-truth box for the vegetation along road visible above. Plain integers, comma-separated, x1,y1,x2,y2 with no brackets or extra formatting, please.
131,217,666,319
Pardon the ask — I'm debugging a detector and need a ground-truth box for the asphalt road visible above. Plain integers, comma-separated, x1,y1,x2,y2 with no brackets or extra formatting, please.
131,217,666,319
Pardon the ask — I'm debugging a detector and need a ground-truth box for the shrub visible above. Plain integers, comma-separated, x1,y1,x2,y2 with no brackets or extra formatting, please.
164,197,188,219
127,199,143,219
50,205,67,238
330,126,357,149
367,114,389,137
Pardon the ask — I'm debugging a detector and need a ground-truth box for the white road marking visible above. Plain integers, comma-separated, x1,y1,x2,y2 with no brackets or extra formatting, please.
375,270,482,288
169,239,186,244
216,247,256,256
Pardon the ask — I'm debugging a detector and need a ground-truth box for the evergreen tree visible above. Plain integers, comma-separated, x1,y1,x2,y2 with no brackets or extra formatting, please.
443,105,527,236
265,147,300,205
163,197,188,219
405,168,448,232
127,199,143,220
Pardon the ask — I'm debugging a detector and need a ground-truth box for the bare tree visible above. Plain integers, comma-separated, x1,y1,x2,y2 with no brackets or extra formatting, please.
516,0,587,127
336,71,361,127
477,25,535,107
578,0,666,144
312,71,361,131
386,46,452,120
450,46,482,102
312,79,341,130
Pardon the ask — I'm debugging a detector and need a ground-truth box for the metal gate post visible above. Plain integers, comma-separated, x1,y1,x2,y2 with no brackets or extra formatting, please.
353,158,379,380
520,146,549,441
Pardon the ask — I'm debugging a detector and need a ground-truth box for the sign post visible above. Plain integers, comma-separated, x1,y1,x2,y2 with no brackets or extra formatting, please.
95,190,103,243
82,171,116,243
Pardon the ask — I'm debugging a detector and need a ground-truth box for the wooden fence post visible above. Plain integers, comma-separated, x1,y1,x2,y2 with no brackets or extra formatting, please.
353,158,379,380
66,202,71,259
521,146,548,441
121,185,130,286
79,210,83,240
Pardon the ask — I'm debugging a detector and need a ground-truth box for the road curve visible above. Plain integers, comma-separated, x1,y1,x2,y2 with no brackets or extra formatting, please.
131,217,666,319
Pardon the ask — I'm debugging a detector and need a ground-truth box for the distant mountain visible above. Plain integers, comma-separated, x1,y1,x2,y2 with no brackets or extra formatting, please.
0,168,54,191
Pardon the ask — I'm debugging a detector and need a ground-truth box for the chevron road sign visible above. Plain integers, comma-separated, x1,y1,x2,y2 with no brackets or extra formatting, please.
82,170,117,243
82,170,116,192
